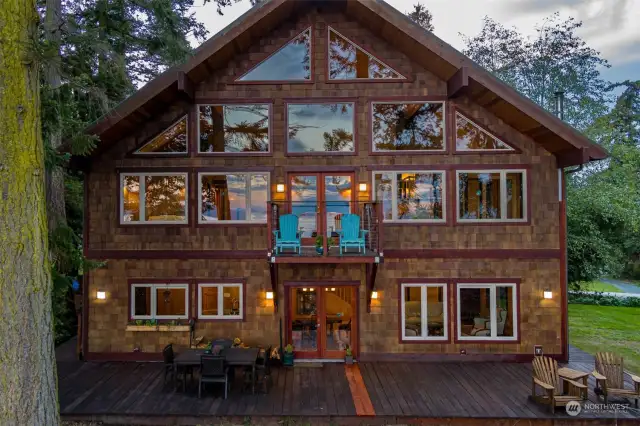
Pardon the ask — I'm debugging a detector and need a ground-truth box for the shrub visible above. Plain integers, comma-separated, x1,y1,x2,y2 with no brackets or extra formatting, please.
569,291,640,307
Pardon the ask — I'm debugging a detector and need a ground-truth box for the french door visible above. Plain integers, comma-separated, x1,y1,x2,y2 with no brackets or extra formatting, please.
287,285,358,359
288,172,355,247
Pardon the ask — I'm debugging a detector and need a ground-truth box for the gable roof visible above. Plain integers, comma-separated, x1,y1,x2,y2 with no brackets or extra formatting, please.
79,0,607,167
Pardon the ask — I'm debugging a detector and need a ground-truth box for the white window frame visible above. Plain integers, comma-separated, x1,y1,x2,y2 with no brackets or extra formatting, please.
400,283,448,341
130,283,189,320
456,283,518,341
197,103,272,154
133,115,189,155
197,283,244,320
327,27,406,81
119,172,189,225
454,112,514,152
455,169,527,223
198,172,270,224
372,170,447,223
371,101,447,153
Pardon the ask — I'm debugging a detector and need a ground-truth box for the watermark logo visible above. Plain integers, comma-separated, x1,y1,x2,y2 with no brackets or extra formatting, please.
566,400,581,416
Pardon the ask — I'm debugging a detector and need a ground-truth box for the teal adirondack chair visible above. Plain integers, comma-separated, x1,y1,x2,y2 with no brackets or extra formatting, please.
273,214,301,254
337,214,368,255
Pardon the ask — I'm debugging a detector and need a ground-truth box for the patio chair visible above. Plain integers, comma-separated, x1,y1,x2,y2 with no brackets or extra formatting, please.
337,214,368,255
211,338,233,350
199,355,230,399
162,344,175,385
244,345,273,393
592,352,640,407
531,356,587,413
273,214,301,254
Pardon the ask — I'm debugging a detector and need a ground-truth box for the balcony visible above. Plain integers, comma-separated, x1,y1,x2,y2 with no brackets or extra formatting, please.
267,201,383,264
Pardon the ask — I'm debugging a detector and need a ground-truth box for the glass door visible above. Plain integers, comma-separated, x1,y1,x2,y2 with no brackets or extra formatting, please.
322,286,356,359
289,287,320,358
289,175,318,245
323,175,353,252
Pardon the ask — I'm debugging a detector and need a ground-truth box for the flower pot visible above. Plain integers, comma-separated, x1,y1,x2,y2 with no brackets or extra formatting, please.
315,247,323,255
345,355,354,365
283,352,295,366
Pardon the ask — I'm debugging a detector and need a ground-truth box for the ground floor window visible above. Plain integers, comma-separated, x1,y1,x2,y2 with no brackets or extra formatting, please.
130,283,189,320
198,283,243,320
456,283,517,341
401,283,448,341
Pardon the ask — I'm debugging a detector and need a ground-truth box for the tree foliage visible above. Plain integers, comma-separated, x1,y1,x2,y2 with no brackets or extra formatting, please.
406,3,434,32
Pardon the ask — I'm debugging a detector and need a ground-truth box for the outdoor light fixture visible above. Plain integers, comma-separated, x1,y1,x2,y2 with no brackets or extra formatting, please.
266,291,274,300
371,291,378,299
543,289,553,299
96,291,106,300
358,183,367,192
276,183,285,193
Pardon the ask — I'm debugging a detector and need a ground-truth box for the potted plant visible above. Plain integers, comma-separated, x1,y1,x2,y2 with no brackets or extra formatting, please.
315,236,324,254
345,345,353,365
283,344,294,366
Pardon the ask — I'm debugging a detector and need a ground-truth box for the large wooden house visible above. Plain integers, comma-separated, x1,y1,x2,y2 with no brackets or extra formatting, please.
79,0,606,362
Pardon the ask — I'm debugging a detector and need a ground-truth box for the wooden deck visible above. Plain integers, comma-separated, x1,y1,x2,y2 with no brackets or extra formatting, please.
57,345,640,424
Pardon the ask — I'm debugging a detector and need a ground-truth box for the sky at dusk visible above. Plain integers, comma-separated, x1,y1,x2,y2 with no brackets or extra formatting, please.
190,0,640,84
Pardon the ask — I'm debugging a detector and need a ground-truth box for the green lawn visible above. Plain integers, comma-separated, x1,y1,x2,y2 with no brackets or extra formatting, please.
579,281,622,293
569,304,640,374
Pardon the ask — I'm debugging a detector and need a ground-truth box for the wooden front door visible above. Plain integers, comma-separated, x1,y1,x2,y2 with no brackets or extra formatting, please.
287,285,358,359
288,173,355,247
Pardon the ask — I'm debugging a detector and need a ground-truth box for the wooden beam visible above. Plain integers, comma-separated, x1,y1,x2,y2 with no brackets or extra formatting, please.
556,147,590,168
177,71,194,100
366,263,378,313
447,67,469,99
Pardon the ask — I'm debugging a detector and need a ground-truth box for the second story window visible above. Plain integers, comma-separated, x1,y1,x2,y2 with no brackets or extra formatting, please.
199,104,270,154
373,171,446,222
120,173,188,224
457,170,527,222
287,102,355,154
199,172,270,223
372,102,445,152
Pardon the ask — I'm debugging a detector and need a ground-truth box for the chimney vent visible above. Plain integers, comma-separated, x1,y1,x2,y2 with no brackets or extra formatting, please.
554,91,565,121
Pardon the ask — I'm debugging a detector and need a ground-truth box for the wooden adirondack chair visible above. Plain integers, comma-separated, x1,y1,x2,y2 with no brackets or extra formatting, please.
273,214,301,254
592,352,640,407
531,356,587,413
337,214,368,255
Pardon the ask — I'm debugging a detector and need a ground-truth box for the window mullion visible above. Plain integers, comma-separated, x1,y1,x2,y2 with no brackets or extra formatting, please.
500,171,507,220
246,173,252,221
151,284,157,319
392,173,398,220
140,174,147,224
218,286,224,318
490,286,497,338
421,286,428,338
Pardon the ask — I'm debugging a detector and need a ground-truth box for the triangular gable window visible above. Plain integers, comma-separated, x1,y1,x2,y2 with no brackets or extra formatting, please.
237,28,311,82
455,112,515,151
328,27,405,80
135,116,188,154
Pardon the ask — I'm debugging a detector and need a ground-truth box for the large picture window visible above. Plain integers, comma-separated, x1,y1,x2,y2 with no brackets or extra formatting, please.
131,283,189,320
373,171,445,222
198,283,243,320
199,172,269,223
456,283,517,341
120,173,188,224
401,283,448,341
372,102,445,152
455,112,514,152
287,102,355,153
198,104,270,153
457,170,526,222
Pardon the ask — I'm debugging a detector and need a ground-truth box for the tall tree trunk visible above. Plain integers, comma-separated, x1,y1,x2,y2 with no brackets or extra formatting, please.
44,0,66,233
0,1,60,424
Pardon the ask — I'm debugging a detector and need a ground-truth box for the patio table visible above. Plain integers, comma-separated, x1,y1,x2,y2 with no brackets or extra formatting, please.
174,347,261,394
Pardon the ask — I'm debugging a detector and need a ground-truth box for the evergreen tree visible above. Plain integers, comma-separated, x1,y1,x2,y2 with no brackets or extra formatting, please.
406,3,434,32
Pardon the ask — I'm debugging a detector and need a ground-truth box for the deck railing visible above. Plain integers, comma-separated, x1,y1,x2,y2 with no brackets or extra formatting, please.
267,201,383,258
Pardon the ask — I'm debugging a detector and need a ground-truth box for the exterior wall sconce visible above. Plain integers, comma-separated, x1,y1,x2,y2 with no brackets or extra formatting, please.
371,291,378,299
358,183,367,192
276,184,285,193
266,291,274,300
543,289,552,299
96,291,106,300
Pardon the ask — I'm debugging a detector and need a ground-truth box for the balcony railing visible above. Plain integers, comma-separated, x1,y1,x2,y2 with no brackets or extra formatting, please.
267,201,383,260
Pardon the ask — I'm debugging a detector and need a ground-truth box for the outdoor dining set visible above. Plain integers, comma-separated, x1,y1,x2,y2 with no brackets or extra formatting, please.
162,340,273,399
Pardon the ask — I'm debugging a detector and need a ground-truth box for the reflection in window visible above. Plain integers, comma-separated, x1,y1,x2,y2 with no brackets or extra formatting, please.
457,170,526,221
135,116,188,154
130,284,189,319
373,171,445,221
237,28,311,81
200,173,269,222
401,283,447,340
199,104,270,153
121,173,187,224
198,283,243,319
328,28,404,80
372,102,445,151
287,103,355,153
457,283,516,340
456,113,513,151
